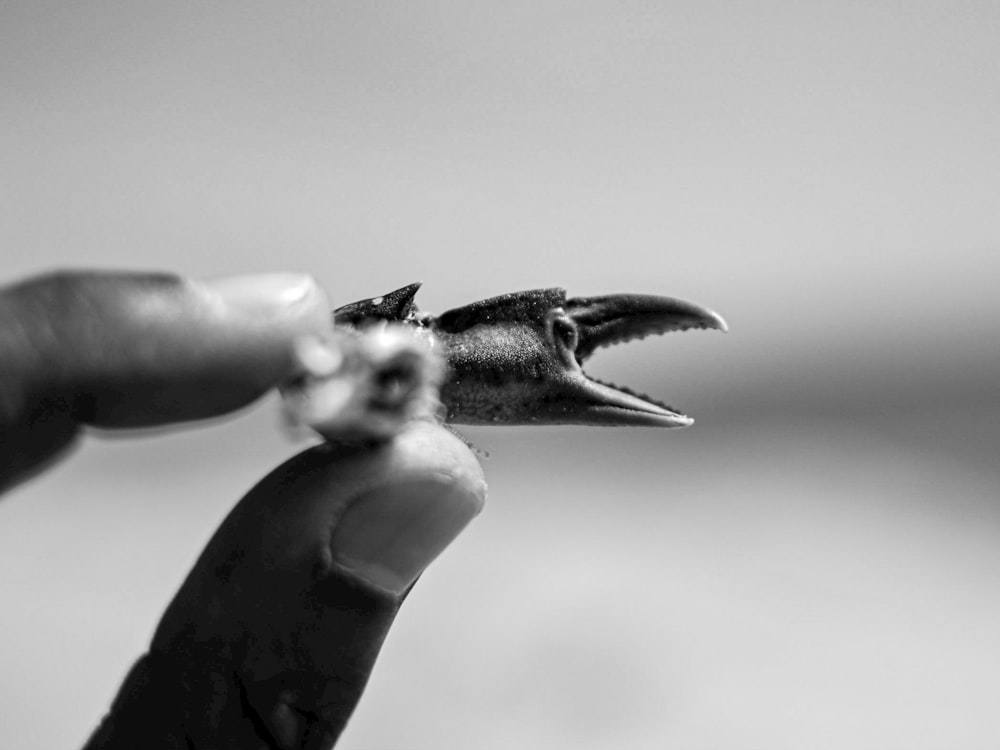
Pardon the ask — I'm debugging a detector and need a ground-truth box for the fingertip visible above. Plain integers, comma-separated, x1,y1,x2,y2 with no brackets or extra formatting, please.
199,272,332,337
389,420,488,489
322,421,486,595
76,271,336,426
331,475,482,595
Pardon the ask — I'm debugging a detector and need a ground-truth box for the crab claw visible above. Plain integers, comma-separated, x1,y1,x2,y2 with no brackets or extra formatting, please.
551,293,728,427
567,293,728,361
333,284,726,428
430,288,726,428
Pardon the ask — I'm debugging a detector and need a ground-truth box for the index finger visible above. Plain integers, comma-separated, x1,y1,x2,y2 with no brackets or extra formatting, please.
0,270,332,488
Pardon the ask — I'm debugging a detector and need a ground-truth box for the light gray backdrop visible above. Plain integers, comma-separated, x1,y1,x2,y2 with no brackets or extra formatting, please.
2,2,999,748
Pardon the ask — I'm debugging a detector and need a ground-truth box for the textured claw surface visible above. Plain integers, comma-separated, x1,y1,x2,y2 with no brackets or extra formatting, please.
568,293,728,361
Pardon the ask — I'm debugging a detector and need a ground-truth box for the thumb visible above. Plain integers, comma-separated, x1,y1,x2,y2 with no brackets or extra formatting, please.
84,420,486,749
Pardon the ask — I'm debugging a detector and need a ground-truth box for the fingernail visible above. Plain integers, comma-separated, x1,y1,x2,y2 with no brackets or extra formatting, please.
331,478,484,594
205,273,319,315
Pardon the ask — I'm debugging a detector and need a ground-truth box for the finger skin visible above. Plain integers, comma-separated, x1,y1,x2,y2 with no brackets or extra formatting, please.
0,270,331,491
84,420,486,750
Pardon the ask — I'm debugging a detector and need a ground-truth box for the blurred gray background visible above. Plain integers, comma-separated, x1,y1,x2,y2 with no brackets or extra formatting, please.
2,2,998,748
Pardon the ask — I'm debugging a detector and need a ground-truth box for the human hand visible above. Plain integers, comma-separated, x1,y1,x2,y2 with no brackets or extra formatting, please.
0,271,485,748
